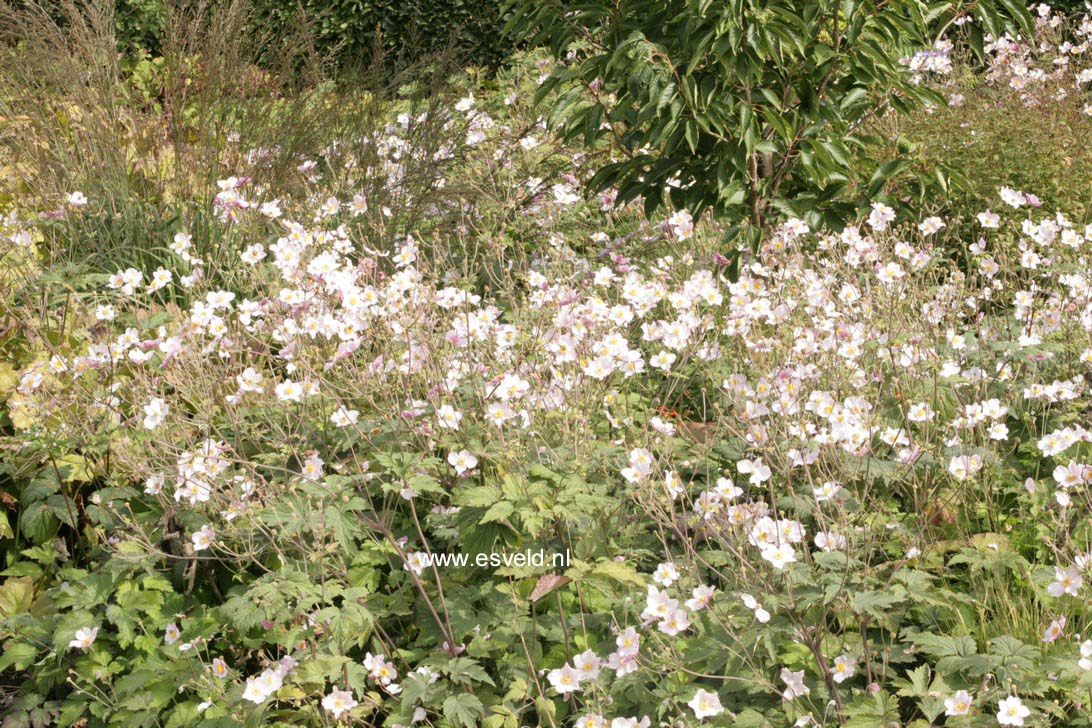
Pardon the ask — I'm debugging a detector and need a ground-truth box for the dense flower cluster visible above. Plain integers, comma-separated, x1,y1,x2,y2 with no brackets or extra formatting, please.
5,27,1092,725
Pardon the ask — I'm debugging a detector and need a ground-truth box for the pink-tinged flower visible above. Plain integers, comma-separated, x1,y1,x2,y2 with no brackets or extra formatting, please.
685,585,715,611
164,622,180,645
687,688,724,719
1042,615,1066,642
1047,566,1082,597
211,657,229,678
657,608,690,636
919,216,946,234
1053,461,1089,488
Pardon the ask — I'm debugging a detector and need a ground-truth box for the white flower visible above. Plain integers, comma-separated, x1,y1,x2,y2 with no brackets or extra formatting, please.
737,457,771,485
948,454,983,481
241,243,267,263
907,402,935,422
142,398,169,430
144,475,164,495
997,696,1031,726
547,664,581,694
666,209,694,240
814,531,846,551
67,191,88,206
649,351,677,370
621,448,654,483
191,525,215,552
1079,640,1092,670
688,688,724,719
363,652,399,684
275,380,304,403
146,268,172,292
301,453,324,481
1000,186,1027,208
322,687,358,718
944,690,973,716
573,649,602,682
652,562,679,587
813,481,841,502
164,622,181,645
436,405,463,430
919,216,946,234
405,551,429,575
330,407,360,428
242,669,282,704
830,654,855,683
69,626,98,650
761,544,797,569
236,367,264,393
447,449,478,475
781,668,809,700
867,202,895,231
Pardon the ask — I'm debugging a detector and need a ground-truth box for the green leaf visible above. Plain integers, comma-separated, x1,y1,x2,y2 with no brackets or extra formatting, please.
684,118,699,153
443,693,485,728
454,486,502,508
0,641,38,671
0,576,36,618
480,500,514,524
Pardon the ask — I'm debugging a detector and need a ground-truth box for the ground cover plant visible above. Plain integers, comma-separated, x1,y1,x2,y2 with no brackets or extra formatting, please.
2,1,1092,727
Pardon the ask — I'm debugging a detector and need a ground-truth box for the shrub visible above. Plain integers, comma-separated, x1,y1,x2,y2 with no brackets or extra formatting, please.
247,0,512,72
503,0,1034,249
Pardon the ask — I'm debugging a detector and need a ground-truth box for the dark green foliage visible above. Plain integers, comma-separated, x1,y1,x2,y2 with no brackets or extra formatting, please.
504,0,1034,242
99,0,513,71
27,0,511,72
247,0,512,71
